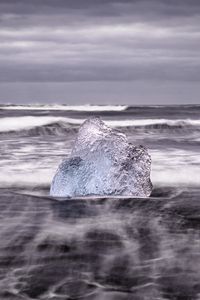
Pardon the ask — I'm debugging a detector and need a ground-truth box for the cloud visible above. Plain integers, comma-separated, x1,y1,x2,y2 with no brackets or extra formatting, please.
0,0,199,84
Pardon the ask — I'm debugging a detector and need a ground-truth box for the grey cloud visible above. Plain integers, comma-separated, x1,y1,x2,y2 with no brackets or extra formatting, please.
1,0,200,14
0,0,200,102
0,81,200,105
1,1,200,26
1,59,200,82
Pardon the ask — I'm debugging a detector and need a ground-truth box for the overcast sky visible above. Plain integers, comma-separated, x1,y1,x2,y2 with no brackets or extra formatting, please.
0,0,200,104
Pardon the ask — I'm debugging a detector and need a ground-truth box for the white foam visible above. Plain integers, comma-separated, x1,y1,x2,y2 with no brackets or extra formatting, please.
0,147,199,188
106,119,200,127
151,149,200,186
2,160,199,187
152,167,200,186
0,116,81,132
0,170,52,187
0,116,200,133
0,104,127,112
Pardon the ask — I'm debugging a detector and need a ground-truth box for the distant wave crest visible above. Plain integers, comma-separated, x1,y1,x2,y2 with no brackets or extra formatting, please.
0,104,128,112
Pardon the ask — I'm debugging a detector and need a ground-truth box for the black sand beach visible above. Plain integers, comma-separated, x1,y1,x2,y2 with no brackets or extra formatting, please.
0,105,200,299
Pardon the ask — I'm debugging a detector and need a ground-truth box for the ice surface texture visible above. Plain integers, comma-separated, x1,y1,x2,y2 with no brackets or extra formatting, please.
50,117,152,197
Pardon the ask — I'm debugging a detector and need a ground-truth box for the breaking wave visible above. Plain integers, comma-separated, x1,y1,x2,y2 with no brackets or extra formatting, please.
0,104,128,112
0,116,80,136
0,116,200,136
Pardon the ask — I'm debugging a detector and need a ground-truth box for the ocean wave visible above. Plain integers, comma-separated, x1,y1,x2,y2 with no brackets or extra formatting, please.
0,116,81,133
0,104,128,112
0,116,200,136
107,119,200,128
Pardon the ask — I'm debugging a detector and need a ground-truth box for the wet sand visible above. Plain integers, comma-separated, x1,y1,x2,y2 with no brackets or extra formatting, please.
0,187,199,300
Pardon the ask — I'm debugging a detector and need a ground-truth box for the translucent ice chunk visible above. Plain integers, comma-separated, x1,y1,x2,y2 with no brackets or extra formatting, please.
50,117,152,197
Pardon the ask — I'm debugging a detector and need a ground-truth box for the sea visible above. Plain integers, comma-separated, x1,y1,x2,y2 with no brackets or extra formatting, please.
0,104,200,300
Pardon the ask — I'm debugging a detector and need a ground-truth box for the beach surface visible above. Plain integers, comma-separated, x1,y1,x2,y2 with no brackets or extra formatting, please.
0,104,200,299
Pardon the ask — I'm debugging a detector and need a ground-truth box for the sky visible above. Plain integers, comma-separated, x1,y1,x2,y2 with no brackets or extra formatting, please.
0,0,200,104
